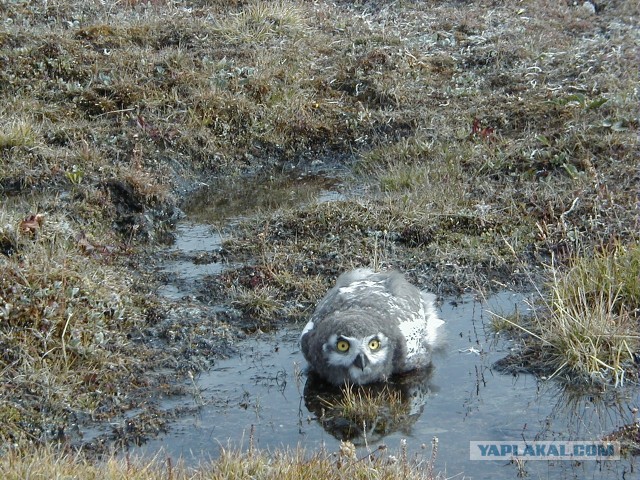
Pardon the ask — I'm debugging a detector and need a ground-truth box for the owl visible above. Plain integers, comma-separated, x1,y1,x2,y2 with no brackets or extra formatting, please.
300,268,444,385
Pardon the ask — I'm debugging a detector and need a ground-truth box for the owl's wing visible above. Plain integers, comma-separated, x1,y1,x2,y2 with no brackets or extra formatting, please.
397,292,443,370
419,291,443,345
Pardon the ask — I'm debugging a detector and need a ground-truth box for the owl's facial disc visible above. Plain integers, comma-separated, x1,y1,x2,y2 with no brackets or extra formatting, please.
323,333,389,383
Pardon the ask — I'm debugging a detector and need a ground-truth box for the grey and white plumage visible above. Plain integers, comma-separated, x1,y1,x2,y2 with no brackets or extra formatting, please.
300,268,444,385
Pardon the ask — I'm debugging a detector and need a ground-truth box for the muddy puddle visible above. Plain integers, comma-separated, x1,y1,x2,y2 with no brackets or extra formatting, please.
181,172,346,225
133,173,637,478
156,173,345,300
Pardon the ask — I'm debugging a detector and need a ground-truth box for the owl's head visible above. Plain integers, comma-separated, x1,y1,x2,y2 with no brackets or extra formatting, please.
301,311,402,385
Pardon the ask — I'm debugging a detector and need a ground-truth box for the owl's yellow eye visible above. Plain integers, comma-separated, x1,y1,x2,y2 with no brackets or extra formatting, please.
368,338,380,351
336,339,350,352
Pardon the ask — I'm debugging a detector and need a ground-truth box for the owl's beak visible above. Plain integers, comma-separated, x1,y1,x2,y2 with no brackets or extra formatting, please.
353,353,369,370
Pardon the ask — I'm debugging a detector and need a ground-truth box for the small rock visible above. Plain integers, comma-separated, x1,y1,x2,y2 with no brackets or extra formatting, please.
580,1,596,14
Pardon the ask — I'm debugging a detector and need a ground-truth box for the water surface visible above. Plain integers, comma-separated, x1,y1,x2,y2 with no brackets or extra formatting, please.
132,292,637,479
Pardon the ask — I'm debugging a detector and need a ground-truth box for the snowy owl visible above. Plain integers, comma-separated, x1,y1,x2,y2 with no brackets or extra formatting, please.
300,268,443,385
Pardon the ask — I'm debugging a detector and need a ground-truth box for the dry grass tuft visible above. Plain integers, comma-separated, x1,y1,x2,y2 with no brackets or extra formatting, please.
494,243,640,386
215,1,309,43
0,441,443,480
319,382,407,428
0,120,39,150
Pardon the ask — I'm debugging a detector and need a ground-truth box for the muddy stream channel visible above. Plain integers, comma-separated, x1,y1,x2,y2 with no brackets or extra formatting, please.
126,174,636,479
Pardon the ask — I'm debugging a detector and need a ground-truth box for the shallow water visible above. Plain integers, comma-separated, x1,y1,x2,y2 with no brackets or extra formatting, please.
131,291,637,478
136,174,638,478
156,223,227,300
181,173,345,225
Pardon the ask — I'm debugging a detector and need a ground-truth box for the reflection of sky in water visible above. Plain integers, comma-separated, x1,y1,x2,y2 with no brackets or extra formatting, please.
155,223,227,300
156,176,348,300
129,294,638,479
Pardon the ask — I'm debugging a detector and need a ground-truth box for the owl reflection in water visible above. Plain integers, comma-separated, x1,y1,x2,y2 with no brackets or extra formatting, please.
300,268,444,385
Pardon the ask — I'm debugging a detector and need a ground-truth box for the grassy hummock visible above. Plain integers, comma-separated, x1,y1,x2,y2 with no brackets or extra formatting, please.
493,243,640,386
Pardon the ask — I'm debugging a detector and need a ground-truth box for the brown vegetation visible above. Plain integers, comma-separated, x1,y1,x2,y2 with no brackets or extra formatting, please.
0,0,637,469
